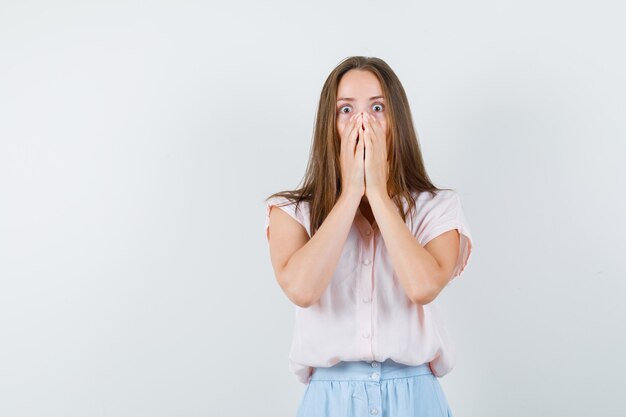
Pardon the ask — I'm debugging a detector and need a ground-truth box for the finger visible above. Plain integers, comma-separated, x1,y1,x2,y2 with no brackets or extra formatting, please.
364,114,379,143
368,115,388,157
352,113,363,145
347,112,361,143
365,113,383,142
342,112,358,138
363,116,374,149
341,113,360,151
360,123,367,162
356,124,365,163
361,123,369,155
372,117,386,143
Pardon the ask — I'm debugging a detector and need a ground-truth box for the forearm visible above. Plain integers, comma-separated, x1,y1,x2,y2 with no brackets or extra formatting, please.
367,191,441,305
284,191,362,307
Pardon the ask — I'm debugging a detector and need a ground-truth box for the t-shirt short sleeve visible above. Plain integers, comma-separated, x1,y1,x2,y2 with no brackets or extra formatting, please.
265,196,310,241
413,190,473,282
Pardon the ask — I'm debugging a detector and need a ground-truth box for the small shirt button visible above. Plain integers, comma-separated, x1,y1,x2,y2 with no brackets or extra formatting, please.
371,372,380,380
362,297,371,303
362,332,370,338
363,259,371,265
370,407,378,414
371,361,379,368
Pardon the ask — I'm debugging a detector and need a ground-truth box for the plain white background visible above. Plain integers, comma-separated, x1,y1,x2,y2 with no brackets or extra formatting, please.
1,1,625,416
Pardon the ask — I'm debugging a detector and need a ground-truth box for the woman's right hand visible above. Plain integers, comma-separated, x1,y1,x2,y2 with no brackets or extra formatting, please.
339,112,365,198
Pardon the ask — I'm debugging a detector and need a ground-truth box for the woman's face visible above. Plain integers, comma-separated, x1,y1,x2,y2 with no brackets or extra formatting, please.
336,69,389,144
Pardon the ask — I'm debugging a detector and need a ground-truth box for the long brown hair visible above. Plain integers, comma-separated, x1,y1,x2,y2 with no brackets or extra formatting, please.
265,56,451,236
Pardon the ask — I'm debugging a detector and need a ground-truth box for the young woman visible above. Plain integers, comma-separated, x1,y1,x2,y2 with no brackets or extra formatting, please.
264,56,473,417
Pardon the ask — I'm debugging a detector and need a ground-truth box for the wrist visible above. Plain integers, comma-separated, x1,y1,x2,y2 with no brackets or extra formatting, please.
366,189,391,208
339,189,363,207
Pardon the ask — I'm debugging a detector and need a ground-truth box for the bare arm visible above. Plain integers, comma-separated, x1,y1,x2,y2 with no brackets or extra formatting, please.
267,191,361,308
367,191,460,305
268,112,365,307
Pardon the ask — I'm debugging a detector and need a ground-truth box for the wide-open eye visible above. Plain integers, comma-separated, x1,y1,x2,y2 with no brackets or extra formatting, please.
338,105,351,114
372,103,384,112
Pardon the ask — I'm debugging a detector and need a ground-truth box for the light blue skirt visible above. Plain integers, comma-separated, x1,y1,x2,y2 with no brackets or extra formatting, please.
296,359,454,417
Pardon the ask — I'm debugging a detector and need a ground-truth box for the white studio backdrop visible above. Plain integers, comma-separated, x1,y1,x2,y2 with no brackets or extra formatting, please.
1,1,624,416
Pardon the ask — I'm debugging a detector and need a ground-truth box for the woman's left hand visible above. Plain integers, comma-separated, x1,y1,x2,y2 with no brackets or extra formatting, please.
361,112,389,198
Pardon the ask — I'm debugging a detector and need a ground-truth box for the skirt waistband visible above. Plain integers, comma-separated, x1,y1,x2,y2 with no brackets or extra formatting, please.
310,359,433,382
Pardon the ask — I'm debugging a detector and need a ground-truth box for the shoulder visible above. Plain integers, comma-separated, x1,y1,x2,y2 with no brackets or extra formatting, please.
412,188,458,202
265,195,311,237
409,189,474,281
410,189,460,212
406,189,463,232
265,195,310,216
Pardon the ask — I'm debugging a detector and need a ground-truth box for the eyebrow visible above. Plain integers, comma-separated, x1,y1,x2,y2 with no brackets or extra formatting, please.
337,95,385,102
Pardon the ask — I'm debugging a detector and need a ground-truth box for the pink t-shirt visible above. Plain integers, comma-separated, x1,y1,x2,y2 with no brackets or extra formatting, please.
264,189,473,385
